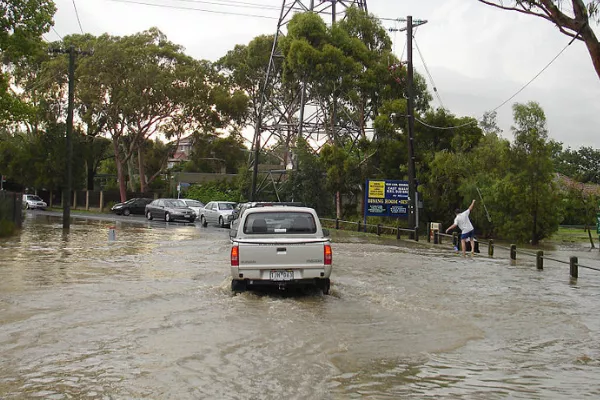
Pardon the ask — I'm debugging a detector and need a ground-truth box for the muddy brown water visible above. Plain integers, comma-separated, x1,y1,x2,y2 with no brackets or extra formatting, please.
1,212,600,399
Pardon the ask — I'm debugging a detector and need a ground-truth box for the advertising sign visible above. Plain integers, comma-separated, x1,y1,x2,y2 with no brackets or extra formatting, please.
364,179,409,218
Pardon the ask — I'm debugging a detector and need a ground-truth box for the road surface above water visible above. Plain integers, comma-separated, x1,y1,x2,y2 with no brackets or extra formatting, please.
1,211,600,399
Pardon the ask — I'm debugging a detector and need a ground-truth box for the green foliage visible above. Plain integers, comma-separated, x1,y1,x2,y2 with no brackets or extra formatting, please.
186,180,242,204
500,102,562,243
0,125,86,190
0,0,56,125
185,132,246,174
560,187,600,226
284,138,333,216
0,219,17,237
554,146,600,184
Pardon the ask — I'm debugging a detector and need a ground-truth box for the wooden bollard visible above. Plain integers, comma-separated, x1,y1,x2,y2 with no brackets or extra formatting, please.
335,218,339,230
510,244,517,260
376,224,381,236
536,250,543,270
396,227,401,240
357,221,361,232
434,231,439,244
488,239,494,257
453,232,458,247
427,225,431,243
414,228,419,242
570,256,578,278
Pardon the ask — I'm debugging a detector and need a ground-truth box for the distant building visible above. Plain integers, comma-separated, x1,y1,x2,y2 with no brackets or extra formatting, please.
167,135,193,169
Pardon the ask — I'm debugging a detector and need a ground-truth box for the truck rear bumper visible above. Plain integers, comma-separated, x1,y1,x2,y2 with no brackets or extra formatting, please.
231,266,332,281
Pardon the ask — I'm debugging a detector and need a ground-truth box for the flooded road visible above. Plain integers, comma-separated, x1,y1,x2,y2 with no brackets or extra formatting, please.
1,212,600,399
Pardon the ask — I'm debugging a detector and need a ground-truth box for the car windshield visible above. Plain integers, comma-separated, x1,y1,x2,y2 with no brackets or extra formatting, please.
185,200,203,207
243,211,317,234
28,195,43,201
219,203,235,210
165,200,187,208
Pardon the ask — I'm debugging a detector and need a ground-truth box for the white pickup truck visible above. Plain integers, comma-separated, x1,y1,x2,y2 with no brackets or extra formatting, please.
229,206,332,294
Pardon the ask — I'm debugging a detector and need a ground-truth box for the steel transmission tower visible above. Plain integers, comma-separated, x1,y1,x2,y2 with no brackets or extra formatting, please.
250,0,368,200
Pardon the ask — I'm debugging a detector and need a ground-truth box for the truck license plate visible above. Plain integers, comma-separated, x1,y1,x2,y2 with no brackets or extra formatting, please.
270,270,294,281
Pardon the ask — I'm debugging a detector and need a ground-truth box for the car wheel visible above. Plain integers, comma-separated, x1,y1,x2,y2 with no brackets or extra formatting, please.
231,280,247,293
219,216,224,228
190,216,196,223
123,208,131,216
165,212,171,222
25,203,30,209
200,216,207,227
146,211,153,220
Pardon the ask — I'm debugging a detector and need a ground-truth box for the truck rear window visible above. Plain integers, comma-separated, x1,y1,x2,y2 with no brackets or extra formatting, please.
243,212,317,234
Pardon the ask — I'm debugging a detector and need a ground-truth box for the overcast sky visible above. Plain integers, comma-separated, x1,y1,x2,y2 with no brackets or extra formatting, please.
49,0,599,150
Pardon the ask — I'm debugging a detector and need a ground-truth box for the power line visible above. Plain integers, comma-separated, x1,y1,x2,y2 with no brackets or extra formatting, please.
72,0,84,34
51,26,63,40
414,31,580,131
165,0,282,11
414,37,444,109
106,0,279,19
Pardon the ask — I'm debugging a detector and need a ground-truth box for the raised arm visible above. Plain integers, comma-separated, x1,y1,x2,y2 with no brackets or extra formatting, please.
468,199,476,212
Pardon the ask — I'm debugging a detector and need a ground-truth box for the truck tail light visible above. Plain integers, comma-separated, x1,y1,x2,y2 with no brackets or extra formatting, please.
231,246,239,266
324,244,332,265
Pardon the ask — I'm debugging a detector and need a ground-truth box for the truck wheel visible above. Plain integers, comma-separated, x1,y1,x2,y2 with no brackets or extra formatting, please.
219,216,224,227
231,280,246,293
320,278,331,295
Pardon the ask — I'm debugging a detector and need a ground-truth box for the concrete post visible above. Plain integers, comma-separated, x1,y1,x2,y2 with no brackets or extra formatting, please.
510,244,517,260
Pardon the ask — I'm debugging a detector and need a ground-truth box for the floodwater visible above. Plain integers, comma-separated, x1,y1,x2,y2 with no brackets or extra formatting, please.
1,212,600,399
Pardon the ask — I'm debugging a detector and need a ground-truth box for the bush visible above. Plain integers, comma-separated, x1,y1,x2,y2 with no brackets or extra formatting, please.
186,180,244,204
0,219,16,237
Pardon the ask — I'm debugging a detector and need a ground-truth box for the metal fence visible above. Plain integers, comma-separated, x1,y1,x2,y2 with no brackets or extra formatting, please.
320,217,599,280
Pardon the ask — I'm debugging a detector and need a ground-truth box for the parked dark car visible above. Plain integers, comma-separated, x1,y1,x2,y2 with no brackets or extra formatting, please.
145,198,197,222
111,197,153,216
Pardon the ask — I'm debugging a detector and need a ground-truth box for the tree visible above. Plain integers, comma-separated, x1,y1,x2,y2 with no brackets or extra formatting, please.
0,0,56,125
185,132,247,174
478,0,600,79
499,102,562,244
285,138,332,216
74,29,247,201
554,146,600,183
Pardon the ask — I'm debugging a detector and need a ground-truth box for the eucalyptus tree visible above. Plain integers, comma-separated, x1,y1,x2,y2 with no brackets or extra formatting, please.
478,0,600,79
76,29,247,201
0,0,56,125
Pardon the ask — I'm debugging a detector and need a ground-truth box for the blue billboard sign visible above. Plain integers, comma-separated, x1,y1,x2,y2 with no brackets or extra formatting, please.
364,179,409,218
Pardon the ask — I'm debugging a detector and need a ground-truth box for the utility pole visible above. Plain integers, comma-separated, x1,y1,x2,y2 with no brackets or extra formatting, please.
49,46,92,229
398,16,427,232
406,16,417,231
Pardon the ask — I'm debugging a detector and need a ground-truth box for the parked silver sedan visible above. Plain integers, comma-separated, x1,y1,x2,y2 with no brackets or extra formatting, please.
199,201,237,227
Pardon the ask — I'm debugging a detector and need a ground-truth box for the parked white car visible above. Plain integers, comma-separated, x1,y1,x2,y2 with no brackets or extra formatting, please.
22,194,47,210
179,198,205,217
229,206,332,294
199,201,237,228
